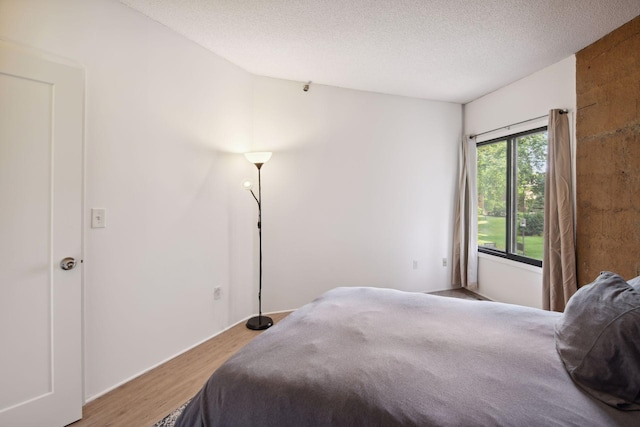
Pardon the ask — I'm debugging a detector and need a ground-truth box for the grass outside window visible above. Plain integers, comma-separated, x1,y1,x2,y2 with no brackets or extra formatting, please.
478,215,543,261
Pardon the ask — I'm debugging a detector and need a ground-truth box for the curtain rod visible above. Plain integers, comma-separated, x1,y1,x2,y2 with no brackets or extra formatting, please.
469,109,568,139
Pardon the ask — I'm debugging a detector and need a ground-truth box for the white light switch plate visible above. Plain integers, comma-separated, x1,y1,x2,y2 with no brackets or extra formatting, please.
92,208,106,228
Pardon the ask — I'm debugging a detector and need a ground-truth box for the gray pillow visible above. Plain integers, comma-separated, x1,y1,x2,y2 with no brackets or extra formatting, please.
555,271,640,410
628,275,640,291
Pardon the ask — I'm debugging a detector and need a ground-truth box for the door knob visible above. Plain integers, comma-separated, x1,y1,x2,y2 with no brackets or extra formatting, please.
60,257,77,271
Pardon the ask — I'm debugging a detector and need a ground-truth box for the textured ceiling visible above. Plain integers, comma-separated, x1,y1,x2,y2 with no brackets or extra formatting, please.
120,0,640,104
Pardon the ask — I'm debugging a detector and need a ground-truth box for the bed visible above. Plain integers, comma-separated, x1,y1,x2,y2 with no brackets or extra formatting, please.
175,285,640,426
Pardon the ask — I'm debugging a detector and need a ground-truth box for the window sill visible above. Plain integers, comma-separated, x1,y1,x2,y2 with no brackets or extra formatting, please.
478,251,542,274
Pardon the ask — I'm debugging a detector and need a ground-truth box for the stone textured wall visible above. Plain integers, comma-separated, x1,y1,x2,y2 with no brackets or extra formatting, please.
576,15,640,285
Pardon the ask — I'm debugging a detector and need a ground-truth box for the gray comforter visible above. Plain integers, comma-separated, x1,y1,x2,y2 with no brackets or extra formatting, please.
176,287,639,426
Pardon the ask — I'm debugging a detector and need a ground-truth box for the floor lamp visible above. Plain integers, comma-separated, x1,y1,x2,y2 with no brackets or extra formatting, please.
242,152,273,330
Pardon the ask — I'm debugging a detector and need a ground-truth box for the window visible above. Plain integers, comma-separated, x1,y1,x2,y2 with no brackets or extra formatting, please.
477,127,547,266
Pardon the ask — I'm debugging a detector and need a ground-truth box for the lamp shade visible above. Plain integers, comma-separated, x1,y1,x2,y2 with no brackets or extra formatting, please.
241,180,253,190
244,152,272,165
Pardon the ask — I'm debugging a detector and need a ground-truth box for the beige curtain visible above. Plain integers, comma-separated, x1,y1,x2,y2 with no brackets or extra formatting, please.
452,136,478,290
543,110,577,311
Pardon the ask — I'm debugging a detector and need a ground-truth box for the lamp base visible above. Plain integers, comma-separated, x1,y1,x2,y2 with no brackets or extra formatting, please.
246,315,273,330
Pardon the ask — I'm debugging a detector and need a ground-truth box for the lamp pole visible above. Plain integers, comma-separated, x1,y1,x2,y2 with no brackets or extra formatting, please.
244,152,273,330
256,163,265,325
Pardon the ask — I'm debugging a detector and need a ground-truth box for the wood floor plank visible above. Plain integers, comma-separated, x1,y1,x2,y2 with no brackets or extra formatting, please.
69,312,290,427
428,287,490,301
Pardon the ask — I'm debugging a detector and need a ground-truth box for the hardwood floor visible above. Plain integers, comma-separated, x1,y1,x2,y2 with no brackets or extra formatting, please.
428,287,490,301
69,288,484,426
69,312,290,427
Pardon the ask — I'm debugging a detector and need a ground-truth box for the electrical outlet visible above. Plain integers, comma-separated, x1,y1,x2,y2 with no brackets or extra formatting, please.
213,287,222,300
442,258,448,267
412,260,418,270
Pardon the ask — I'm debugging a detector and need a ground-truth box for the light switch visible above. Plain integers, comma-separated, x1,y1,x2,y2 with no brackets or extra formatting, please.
92,208,106,228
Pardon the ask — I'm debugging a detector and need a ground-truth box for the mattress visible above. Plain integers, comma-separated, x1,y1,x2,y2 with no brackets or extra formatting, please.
176,287,639,426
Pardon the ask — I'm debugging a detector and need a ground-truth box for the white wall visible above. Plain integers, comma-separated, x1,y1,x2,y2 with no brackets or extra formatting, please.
243,77,462,311
464,56,577,308
0,0,462,402
0,0,254,400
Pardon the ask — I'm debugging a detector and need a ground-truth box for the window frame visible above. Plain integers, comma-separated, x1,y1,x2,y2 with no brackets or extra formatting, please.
476,126,547,268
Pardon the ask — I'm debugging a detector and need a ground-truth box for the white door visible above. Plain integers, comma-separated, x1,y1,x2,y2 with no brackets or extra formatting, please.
0,41,83,426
